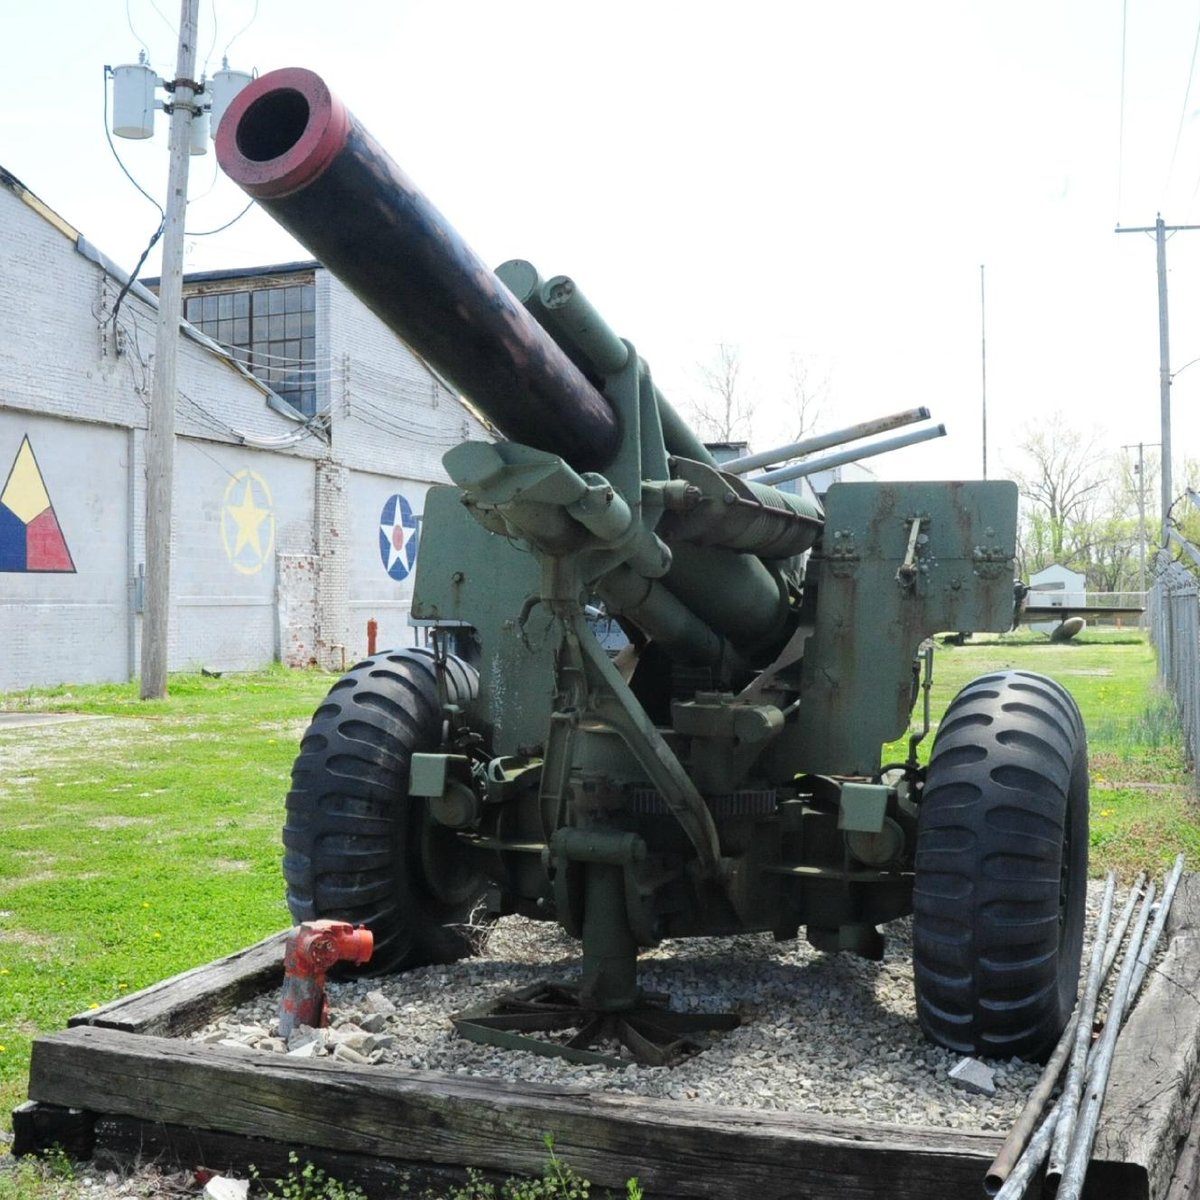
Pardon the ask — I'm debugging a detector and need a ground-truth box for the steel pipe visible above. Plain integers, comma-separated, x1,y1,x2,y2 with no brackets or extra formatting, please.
1046,873,1116,1183
993,1104,1059,1200
985,872,1146,1194
1129,852,1186,999
994,862,1184,1199
723,407,931,475
1055,882,1158,1200
217,69,621,472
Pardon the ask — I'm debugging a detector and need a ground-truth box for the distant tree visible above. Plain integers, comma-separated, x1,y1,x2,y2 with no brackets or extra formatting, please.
688,343,755,443
1010,413,1105,573
785,352,828,443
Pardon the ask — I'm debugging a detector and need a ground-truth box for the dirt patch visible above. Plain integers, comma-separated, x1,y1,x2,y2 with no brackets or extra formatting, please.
0,927,55,948
87,816,153,831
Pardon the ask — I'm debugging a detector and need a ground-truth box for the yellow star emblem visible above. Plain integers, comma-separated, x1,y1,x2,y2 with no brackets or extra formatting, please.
221,470,275,574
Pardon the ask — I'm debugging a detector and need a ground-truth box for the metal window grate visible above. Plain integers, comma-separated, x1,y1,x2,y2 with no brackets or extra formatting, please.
184,281,317,415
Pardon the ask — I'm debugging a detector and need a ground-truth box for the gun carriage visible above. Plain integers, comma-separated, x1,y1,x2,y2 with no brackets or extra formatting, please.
217,68,1088,1067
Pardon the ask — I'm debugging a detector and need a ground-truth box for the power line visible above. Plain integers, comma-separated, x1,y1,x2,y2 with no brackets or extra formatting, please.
102,66,163,216
184,199,254,237
125,0,152,56
109,215,166,337
1162,4,1200,203
201,0,219,78
222,0,258,59
144,0,178,37
1116,0,1128,220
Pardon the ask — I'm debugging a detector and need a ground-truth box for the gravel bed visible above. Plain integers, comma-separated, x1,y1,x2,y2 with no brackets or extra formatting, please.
191,880,1136,1134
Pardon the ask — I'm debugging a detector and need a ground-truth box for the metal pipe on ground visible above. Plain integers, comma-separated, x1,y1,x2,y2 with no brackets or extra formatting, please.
993,860,1186,1199
1046,874,1118,1183
723,407,931,475
985,872,1146,1194
993,1104,1061,1200
1052,881,1158,1198
1130,853,1187,999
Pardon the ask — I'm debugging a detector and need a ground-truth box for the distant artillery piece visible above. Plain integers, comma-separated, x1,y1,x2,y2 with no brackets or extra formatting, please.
1018,583,1145,642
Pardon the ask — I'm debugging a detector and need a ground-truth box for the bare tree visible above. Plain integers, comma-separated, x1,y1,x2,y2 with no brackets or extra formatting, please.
1011,413,1105,573
688,342,755,443
786,352,828,442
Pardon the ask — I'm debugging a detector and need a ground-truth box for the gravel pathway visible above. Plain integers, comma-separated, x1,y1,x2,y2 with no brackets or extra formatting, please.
189,881,1132,1136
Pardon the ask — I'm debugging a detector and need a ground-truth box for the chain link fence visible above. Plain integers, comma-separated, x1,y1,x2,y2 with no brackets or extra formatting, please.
1150,544,1200,775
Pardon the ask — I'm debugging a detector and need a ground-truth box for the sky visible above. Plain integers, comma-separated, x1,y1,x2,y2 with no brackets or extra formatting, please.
4,1,1200,490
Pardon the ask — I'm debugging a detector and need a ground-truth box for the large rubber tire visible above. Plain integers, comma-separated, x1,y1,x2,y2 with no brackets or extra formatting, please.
912,669,1089,1062
283,648,487,973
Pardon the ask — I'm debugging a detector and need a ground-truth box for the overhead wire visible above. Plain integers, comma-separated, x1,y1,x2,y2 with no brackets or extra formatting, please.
1116,0,1128,220
125,0,152,57
201,0,219,78
110,216,167,337
102,66,163,217
184,200,255,237
144,0,177,38
1161,1,1200,204
222,0,259,59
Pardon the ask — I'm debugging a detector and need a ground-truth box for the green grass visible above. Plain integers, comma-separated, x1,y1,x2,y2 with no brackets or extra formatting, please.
885,630,1195,877
0,635,1193,1193
0,666,334,1129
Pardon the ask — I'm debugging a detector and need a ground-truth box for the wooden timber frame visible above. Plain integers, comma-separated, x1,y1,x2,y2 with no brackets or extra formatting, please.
16,875,1200,1200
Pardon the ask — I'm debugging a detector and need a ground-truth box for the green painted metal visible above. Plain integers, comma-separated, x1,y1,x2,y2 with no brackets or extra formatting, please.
409,317,1020,1039
838,782,890,833
245,159,1024,1051
219,78,1049,1069
779,479,1019,776
408,752,455,798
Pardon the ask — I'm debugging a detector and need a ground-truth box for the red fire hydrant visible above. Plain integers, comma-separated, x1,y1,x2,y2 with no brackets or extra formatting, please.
279,920,374,1038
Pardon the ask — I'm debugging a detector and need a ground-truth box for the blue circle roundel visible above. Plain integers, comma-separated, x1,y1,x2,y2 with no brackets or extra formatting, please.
378,494,420,581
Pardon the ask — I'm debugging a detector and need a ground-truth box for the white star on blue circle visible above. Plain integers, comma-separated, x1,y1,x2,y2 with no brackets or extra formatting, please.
379,494,420,580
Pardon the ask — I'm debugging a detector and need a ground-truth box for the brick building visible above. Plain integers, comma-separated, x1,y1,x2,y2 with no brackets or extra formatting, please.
0,167,489,691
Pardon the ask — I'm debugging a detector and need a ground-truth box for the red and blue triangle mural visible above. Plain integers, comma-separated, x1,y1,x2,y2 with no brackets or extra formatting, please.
0,436,75,573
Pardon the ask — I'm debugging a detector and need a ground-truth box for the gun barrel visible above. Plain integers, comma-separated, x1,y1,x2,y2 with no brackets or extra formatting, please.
750,423,947,486
724,407,932,475
216,68,620,472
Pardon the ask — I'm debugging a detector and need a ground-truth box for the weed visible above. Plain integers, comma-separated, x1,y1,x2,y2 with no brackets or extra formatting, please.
248,1139,638,1200
0,1150,75,1200
251,1151,366,1200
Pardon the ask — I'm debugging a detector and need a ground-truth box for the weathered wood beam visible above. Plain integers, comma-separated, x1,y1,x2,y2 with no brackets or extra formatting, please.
68,932,287,1036
29,1024,1038,1200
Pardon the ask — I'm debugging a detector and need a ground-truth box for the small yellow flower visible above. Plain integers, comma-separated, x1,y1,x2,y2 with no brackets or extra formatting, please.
142,902,150,909
88,1003,99,1010
0,1045,7,1053
119,982,128,990
1100,809,1114,817
152,931,161,939
0,968,9,975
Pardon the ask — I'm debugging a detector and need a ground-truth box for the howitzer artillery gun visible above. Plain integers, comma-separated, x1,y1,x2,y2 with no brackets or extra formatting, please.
218,69,1089,1066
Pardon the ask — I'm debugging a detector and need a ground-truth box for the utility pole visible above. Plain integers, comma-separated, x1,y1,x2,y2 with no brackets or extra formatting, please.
1115,215,1200,545
140,0,200,699
980,263,988,480
1122,441,1159,605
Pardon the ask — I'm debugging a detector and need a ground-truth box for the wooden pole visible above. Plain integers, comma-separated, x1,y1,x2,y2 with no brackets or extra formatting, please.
140,0,200,699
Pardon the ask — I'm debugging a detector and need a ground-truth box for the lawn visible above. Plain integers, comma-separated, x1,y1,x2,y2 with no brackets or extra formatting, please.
0,632,1193,1174
893,630,1196,877
0,666,333,1129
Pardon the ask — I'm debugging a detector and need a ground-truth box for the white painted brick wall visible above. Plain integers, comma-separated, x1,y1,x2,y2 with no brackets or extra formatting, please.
0,182,495,689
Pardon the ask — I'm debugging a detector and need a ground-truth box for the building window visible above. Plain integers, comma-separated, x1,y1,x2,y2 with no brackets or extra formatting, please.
184,281,317,416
